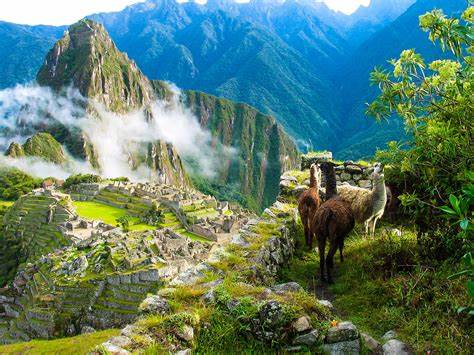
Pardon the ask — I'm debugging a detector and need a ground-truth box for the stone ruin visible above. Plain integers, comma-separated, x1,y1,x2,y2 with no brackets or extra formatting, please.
280,152,376,200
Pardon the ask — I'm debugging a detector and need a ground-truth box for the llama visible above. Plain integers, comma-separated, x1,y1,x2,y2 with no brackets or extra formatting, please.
298,164,322,249
310,162,355,283
338,163,387,237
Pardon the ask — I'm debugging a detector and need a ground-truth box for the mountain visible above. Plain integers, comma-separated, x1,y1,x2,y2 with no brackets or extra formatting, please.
0,0,467,161
335,0,466,158
0,21,65,89
89,0,345,150
33,20,189,187
5,132,67,165
2,19,299,211
343,0,416,44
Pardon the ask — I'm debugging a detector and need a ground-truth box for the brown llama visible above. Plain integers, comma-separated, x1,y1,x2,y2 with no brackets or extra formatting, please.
298,164,322,249
310,162,355,283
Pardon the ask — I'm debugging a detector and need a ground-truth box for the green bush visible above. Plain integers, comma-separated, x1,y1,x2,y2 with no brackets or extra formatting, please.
63,174,102,189
368,5,474,259
0,168,42,200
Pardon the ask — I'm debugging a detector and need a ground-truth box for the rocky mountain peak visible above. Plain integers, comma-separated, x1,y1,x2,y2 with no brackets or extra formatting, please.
37,19,154,113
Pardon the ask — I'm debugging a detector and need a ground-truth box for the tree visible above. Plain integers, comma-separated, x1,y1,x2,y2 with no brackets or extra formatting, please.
367,3,473,258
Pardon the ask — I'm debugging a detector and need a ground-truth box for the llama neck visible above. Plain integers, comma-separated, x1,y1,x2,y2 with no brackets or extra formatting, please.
325,165,337,200
372,174,387,204
310,167,316,188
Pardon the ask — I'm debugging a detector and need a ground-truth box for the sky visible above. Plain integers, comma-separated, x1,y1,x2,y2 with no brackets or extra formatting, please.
0,0,371,26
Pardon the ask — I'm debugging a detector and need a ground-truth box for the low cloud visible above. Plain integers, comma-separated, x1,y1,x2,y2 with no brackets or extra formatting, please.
0,84,235,181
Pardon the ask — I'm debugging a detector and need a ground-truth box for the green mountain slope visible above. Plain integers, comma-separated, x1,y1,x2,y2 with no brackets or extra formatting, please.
152,80,300,211
89,0,343,149
5,132,67,165
334,0,466,158
0,21,65,89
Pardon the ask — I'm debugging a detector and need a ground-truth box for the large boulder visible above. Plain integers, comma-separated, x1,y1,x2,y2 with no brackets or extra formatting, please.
139,295,170,315
326,321,359,343
382,339,412,355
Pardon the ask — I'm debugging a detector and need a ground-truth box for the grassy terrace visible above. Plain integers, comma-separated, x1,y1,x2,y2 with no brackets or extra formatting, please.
0,329,119,354
72,201,155,231
72,200,212,242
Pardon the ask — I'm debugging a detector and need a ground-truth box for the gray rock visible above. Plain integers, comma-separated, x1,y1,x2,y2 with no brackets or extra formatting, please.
293,185,308,197
107,335,132,348
139,295,170,314
157,288,177,297
318,299,334,309
230,234,249,247
361,333,383,354
120,324,137,338
175,349,192,355
292,316,312,333
326,321,359,343
271,282,303,295
382,330,397,342
259,300,283,328
263,208,277,218
101,342,131,355
176,325,194,342
382,339,412,355
293,329,321,346
80,325,96,334
323,339,360,354
202,289,216,304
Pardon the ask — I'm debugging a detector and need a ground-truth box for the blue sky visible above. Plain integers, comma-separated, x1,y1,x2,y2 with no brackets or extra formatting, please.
0,0,371,26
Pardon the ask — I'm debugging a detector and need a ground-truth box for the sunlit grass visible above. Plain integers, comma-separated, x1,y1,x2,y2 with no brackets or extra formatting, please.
72,201,155,231
0,329,119,355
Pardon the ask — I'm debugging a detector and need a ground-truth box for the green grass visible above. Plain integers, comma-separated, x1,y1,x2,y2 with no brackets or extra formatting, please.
0,200,14,208
72,201,155,231
0,329,119,354
281,225,473,354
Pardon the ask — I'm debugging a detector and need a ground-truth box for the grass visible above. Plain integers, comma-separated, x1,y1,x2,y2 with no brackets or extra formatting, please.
72,201,155,231
281,225,473,354
0,200,14,208
0,329,119,354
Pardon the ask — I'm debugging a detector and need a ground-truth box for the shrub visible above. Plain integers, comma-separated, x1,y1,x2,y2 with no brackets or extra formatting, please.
63,174,102,189
368,5,474,259
0,168,41,200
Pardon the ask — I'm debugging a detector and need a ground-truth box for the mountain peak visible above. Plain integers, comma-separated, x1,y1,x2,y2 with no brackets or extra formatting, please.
36,19,154,112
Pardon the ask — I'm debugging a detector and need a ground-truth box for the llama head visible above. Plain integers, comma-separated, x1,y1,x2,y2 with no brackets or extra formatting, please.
372,163,385,181
318,161,335,176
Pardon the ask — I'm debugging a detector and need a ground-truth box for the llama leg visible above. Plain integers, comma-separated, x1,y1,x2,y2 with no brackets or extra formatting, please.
364,220,370,235
339,238,344,262
318,240,326,282
325,242,338,284
303,221,310,248
371,217,379,237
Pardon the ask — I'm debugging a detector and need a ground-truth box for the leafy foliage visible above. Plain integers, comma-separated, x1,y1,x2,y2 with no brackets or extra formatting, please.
0,168,41,200
368,4,474,258
63,173,102,189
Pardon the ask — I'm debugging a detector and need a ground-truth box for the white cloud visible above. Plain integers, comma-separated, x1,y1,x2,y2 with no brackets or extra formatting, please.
0,84,235,181
0,0,145,26
0,0,372,26
318,0,371,14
